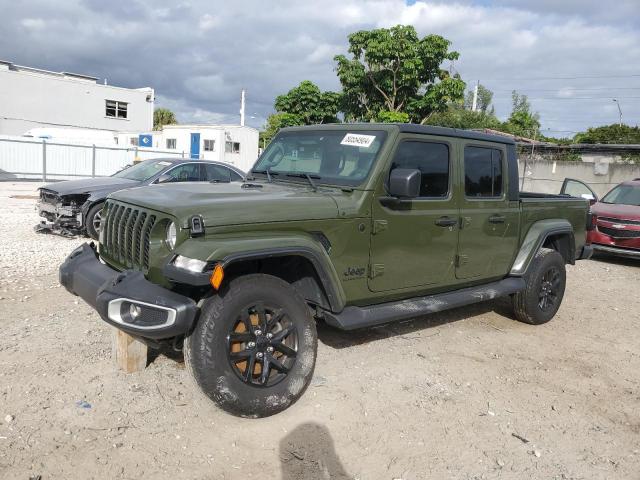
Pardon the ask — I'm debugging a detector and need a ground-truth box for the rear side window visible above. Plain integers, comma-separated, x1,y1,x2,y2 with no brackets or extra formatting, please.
205,164,232,182
391,141,449,197
464,146,503,198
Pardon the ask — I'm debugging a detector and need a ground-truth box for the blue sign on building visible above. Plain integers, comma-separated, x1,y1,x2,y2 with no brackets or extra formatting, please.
139,134,152,147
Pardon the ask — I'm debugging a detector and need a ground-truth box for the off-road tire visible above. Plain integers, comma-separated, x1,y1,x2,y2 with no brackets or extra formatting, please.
184,274,317,418
85,202,104,240
512,248,566,325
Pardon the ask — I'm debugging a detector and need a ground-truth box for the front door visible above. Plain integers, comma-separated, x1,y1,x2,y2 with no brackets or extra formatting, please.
190,133,201,159
368,135,459,292
455,143,520,280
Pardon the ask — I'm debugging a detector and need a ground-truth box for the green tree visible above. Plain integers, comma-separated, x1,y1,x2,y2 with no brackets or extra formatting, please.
274,80,340,125
464,84,494,114
376,110,410,123
501,91,540,138
425,104,501,130
153,108,177,131
573,124,640,162
259,112,304,147
574,124,640,144
334,25,465,123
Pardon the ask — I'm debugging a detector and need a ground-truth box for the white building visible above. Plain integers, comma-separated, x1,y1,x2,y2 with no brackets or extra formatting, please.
0,60,154,136
116,124,260,173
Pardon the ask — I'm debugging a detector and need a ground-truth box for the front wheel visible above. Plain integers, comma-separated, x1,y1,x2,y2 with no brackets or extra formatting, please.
184,274,317,417
85,202,104,240
512,248,566,325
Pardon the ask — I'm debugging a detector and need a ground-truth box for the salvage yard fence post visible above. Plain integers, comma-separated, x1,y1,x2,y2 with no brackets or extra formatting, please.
92,144,96,178
41,139,47,182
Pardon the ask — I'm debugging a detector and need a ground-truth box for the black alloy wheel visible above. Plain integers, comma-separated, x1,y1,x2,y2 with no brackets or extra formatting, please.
227,302,298,387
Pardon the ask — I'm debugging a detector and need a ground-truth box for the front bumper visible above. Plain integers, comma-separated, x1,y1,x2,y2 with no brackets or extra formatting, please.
59,243,198,339
592,243,640,259
37,200,83,229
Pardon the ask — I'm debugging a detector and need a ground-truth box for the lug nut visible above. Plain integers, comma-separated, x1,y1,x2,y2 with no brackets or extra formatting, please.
266,333,273,339
256,352,264,358
266,346,274,353
255,330,262,336
248,341,256,348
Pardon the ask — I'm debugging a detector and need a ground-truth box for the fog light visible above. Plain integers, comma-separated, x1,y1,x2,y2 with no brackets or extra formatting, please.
129,303,142,319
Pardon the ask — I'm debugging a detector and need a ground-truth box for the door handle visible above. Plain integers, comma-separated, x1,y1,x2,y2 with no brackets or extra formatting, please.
435,216,458,227
488,215,506,224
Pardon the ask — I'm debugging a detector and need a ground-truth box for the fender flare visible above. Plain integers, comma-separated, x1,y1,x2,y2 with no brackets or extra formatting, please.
219,246,346,313
510,219,575,276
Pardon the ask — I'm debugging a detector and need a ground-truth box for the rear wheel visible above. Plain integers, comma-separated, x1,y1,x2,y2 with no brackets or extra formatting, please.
512,248,566,325
85,202,104,240
184,274,317,417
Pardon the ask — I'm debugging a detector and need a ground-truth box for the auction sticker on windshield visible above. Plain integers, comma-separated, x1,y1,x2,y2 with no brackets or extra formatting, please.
341,133,376,148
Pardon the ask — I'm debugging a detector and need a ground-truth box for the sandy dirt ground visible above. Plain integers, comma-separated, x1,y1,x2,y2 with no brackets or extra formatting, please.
0,181,639,480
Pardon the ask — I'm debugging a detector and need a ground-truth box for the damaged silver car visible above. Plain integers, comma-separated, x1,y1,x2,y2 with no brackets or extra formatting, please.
36,158,245,238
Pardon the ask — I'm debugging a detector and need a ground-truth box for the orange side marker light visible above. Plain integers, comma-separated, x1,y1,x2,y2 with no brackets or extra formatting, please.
210,264,225,290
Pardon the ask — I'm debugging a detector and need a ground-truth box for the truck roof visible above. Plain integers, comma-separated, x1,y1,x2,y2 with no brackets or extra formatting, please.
281,123,516,146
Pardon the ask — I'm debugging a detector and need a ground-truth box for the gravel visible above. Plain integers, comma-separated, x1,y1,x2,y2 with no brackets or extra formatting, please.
1,180,639,479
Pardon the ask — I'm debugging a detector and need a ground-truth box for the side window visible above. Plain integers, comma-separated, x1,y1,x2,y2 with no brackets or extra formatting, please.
561,179,595,200
165,163,201,182
391,141,449,197
464,147,503,198
204,163,232,182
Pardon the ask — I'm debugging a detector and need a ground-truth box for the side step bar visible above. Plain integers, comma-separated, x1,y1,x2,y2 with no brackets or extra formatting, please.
322,277,526,330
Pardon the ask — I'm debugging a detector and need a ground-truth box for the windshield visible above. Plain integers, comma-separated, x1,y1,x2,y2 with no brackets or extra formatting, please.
253,130,387,187
601,184,640,206
112,159,175,182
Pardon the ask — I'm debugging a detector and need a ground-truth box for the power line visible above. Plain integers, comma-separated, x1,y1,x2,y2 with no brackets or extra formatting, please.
478,73,640,81
491,87,640,93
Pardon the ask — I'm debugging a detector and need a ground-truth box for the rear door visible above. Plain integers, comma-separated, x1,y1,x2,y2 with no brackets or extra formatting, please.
368,134,459,292
456,143,520,280
560,178,598,202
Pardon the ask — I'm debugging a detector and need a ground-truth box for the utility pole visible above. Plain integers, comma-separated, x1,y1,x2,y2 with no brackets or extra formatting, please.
612,98,622,126
471,80,479,112
240,89,246,127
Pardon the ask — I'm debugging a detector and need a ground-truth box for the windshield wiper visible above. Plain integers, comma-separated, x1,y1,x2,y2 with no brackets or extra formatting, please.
252,168,278,183
286,173,320,191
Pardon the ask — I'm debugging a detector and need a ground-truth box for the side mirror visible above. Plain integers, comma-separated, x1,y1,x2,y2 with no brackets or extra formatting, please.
156,174,172,184
389,168,421,198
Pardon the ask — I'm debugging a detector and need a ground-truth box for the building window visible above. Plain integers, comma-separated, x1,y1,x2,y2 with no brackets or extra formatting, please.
130,137,139,146
106,100,128,119
225,141,240,154
166,138,177,149
204,139,215,151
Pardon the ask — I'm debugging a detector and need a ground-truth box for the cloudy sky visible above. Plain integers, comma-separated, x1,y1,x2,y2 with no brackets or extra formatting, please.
3,0,639,137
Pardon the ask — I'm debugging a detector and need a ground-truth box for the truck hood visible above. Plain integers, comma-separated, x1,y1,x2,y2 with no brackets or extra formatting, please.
592,202,640,221
40,177,139,196
109,181,341,226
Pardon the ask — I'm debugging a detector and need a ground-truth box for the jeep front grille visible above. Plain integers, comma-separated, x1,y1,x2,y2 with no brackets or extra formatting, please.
101,201,160,270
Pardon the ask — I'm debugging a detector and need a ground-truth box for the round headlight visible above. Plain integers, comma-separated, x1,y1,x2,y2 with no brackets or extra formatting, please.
166,221,177,250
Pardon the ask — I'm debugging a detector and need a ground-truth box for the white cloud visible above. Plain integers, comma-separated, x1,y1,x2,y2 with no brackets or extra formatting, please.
1,0,638,134
20,18,46,30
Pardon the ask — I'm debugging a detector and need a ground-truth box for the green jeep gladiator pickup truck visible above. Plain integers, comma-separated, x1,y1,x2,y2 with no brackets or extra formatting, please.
60,123,593,417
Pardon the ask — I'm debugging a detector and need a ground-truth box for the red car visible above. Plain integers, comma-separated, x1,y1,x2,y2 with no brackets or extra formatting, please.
562,178,640,259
